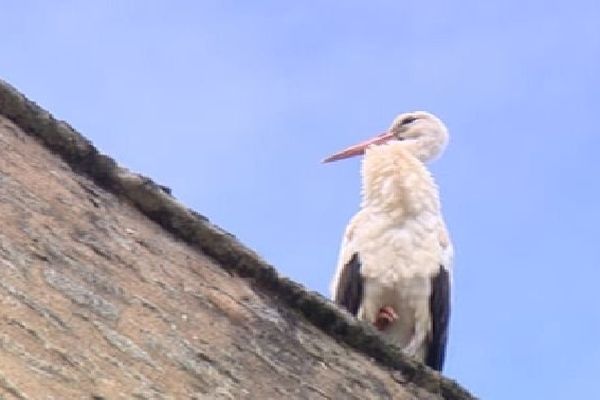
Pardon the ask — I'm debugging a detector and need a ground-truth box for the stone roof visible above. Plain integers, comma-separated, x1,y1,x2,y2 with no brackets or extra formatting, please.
0,79,474,399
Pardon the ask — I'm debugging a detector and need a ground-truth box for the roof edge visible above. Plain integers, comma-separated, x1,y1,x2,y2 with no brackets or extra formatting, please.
0,79,474,400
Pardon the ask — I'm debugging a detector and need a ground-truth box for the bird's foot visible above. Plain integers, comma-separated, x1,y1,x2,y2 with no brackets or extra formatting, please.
374,306,398,331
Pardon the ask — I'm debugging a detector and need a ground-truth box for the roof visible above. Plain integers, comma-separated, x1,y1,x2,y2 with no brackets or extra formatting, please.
0,78,475,399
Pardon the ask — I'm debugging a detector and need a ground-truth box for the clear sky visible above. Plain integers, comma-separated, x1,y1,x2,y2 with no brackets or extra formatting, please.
2,2,599,398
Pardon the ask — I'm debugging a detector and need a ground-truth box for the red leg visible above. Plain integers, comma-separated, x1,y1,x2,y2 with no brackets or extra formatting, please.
374,306,398,331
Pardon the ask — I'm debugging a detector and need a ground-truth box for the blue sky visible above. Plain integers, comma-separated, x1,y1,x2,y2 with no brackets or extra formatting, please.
2,2,600,398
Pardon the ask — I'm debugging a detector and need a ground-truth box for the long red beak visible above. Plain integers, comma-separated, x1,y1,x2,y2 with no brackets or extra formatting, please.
322,131,395,163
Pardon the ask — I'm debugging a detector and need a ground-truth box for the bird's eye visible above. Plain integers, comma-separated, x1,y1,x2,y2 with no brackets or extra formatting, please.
401,116,418,125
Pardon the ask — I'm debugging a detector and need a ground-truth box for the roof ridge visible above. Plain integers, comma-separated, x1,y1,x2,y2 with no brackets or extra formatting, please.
0,78,474,400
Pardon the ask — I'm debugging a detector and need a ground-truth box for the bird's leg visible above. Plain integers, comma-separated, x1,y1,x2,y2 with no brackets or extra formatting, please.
374,306,398,331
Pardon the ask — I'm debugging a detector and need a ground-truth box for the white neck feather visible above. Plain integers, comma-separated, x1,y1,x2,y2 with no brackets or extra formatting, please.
360,142,441,219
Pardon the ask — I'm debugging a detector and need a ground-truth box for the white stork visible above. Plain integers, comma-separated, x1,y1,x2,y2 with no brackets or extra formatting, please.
324,111,452,371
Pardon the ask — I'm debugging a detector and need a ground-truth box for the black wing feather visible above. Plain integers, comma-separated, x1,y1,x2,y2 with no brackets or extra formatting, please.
334,253,363,316
426,265,451,371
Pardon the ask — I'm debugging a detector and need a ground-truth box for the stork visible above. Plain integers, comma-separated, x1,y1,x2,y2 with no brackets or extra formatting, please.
324,111,452,371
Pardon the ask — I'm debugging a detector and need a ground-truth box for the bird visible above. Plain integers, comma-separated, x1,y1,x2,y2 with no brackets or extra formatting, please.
323,111,453,371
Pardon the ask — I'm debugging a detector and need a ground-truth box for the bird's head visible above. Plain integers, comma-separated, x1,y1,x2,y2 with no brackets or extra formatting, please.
323,111,449,163
389,111,449,162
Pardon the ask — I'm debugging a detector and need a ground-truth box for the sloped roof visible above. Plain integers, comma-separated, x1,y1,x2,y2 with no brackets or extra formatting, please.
0,79,474,399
